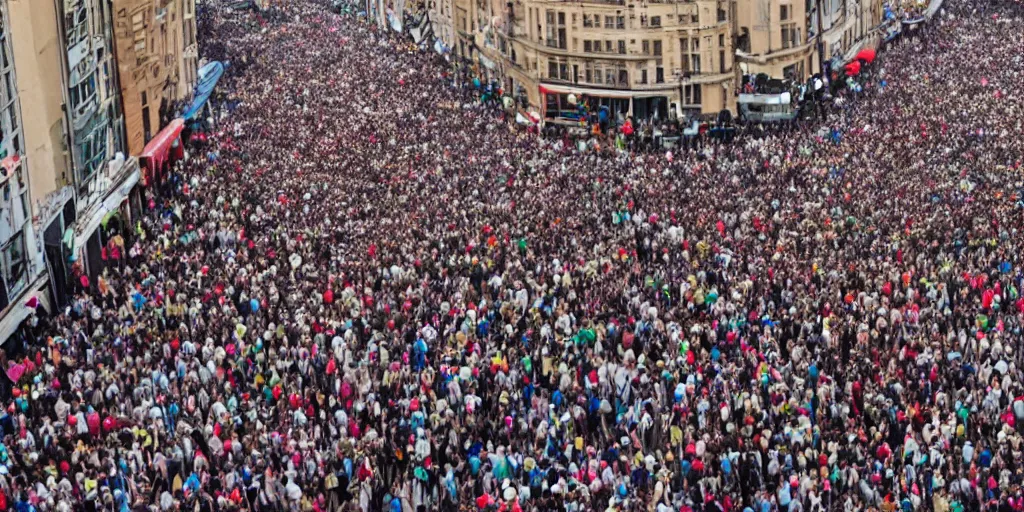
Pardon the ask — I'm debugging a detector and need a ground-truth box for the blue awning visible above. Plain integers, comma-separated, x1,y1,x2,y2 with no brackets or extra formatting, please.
183,61,227,120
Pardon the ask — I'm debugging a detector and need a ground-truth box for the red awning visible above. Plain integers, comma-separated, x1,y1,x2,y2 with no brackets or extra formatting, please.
855,48,877,64
140,118,185,173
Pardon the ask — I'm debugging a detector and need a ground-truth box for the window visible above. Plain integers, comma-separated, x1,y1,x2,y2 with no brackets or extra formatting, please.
584,40,592,52
783,63,801,82
691,13,699,23
640,14,647,27
605,15,614,28
683,84,702,105
719,34,725,47
781,24,800,49
656,67,664,83
605,40,612,52
142,105,151,142
85,75,95,100
682,38,701,73
650,16,661,27
720,50,726,73
545,10,555,47
545,10,566,49
640,69,648,84
618,40,626,54
76,140,92,180
583,14,593,27
2,232,26,296
547,61,570,81
619,70,629,85
653,40,662,56
717,8,727,22
780,5,790,20
642,40,650,54
617,16,625,29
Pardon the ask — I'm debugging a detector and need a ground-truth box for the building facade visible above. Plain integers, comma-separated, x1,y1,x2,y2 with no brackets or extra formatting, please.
62,0,127,193
0,0,200,345
8,0,72,203
431,0,884,117
426,0,456,51
734,0,883,85
59,0,143,289
112,0,198,155
443,0,734,120
0,0,55,342
733,0,813,83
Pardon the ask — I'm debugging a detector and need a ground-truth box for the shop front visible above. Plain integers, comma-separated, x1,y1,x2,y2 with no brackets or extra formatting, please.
73,157,142,283
539,83,669,128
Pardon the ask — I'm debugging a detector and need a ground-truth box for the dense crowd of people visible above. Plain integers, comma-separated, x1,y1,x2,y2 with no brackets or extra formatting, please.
2,0,1024,510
